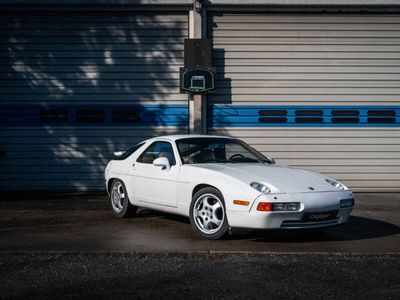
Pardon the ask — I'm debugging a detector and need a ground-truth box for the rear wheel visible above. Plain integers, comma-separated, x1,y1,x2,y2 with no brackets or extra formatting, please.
190,187,229,240
110,179,137,218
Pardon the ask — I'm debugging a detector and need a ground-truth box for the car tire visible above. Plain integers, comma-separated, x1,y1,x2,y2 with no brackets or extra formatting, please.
109,179,137,218
189,187,229,240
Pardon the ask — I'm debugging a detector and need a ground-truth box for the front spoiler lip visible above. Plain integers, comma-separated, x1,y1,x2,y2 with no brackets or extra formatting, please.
229,222,344,235
279,218,340,229
231,219,344,231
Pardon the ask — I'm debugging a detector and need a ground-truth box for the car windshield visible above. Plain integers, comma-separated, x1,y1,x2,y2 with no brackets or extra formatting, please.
176,137,270,164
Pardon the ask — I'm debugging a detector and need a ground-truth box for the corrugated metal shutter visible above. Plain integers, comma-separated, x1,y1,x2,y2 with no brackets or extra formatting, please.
208,13,400,192
0,11,188,190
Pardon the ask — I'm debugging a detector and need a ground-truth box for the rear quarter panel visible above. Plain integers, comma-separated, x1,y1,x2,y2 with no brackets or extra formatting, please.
105,142,149,205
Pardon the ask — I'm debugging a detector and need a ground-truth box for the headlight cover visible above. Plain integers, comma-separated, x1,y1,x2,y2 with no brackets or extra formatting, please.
325,179,348,191
250,182,271,194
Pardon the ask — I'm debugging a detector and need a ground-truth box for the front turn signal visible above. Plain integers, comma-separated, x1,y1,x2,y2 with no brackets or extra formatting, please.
233,200,250,206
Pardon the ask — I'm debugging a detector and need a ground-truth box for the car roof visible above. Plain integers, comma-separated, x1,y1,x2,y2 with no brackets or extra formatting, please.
148,134,237,142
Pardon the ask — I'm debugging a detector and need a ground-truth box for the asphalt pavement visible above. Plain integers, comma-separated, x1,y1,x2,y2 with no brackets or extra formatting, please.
0,193,399,254
1,253,399,299
1,192,400,299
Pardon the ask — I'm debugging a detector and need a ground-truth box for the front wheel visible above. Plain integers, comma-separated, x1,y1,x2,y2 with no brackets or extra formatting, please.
189,187,229,240
110,179,137,218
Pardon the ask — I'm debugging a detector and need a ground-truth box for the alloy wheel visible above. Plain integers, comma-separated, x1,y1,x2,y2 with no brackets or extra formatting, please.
193,193,225,235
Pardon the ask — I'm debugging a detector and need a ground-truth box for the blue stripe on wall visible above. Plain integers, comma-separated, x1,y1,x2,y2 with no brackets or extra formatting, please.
0,104,188,127
3,104,399,128
208,105,400,127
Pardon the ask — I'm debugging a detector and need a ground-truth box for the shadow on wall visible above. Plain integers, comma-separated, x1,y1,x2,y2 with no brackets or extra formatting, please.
205,46,234,139
0,11,188,191
206,14,232,137
211,48,232,105
207,12,232,105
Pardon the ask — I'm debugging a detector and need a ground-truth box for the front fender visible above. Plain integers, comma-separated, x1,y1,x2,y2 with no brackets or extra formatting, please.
178,165,261,215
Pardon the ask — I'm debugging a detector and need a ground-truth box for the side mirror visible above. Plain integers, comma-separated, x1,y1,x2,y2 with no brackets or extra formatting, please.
153,157,171,170
267,157,276,164
113,151,125,157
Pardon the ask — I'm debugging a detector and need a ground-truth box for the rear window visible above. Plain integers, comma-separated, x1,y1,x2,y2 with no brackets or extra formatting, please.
112,142,145,160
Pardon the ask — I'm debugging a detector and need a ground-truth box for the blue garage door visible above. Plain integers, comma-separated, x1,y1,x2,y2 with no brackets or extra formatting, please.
0,11,188,190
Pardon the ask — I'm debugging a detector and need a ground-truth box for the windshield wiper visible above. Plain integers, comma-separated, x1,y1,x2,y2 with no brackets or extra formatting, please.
229,157,259,163
190,159,230,164
260,159,271,164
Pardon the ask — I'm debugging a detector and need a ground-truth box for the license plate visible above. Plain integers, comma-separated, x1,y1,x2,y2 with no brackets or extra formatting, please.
303,210,338,222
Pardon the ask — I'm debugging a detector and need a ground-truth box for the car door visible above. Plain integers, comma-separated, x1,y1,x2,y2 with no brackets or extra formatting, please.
129,140,179,207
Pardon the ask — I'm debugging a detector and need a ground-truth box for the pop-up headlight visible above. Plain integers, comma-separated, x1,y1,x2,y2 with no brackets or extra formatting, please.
250,182,271,194
325,179,348,191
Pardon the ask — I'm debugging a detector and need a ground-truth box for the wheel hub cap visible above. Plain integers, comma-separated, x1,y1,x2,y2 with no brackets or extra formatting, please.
193,193,224,235
111,182,125,213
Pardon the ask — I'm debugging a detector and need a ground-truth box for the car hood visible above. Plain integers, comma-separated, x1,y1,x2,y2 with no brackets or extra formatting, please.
189,163,336,193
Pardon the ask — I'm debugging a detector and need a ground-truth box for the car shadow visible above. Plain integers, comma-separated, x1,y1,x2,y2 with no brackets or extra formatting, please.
136,210,400,242
135,208,190,225
227,215,400,243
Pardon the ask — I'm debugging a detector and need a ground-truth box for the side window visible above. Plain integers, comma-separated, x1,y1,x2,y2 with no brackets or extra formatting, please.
137,141,176,165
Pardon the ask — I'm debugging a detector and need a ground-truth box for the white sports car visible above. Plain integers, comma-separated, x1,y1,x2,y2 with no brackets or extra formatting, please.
105,135,354,239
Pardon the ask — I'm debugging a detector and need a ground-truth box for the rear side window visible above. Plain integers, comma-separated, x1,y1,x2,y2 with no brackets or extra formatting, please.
137,141,176,165
113,142,145,160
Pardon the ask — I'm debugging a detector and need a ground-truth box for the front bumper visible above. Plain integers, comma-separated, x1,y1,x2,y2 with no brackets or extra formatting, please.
226,190,354,230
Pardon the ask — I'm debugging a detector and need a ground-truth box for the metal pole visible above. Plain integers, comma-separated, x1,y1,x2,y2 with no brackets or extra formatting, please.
188,0,206,134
